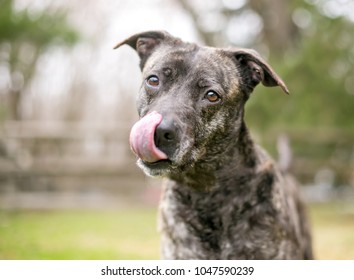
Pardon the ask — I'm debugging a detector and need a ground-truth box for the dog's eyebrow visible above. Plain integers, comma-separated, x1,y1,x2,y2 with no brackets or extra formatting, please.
197,77,219,88
197,79,209,88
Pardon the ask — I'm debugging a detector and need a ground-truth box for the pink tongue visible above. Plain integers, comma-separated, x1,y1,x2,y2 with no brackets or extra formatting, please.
129,111,168,163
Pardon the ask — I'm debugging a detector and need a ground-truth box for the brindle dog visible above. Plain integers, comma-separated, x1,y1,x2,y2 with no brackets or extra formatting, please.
115,31,313,259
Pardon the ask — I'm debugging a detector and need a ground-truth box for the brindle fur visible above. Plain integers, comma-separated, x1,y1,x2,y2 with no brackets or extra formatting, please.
115,31,313,259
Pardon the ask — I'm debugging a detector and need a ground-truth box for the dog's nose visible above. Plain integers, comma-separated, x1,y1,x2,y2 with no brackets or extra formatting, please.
154,118,179,157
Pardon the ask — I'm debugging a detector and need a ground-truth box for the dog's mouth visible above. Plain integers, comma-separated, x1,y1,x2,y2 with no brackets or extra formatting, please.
129,111,168,163
142,159,173,169
129,111,187,176
137,158,176,177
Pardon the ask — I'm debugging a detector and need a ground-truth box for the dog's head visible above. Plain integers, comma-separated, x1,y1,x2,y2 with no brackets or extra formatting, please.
115,31,288,177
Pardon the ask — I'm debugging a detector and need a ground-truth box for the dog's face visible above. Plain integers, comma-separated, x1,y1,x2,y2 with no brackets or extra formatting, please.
115,31,288,177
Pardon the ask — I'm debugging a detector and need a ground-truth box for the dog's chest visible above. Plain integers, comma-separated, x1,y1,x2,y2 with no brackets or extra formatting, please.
160,187,224,259
159,177,293,259
160,182,267,259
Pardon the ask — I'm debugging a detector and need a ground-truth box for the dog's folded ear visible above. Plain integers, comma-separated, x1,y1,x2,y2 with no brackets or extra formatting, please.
114,30,176,69
233,49,289,94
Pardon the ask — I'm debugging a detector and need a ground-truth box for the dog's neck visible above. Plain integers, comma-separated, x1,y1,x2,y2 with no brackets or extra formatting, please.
169,120,258,191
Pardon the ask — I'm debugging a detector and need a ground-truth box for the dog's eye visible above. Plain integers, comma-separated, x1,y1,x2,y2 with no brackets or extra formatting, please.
205,91,220,103
146,75,159,87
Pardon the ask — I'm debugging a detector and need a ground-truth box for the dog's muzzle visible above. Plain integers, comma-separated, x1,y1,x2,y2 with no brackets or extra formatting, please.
129,111,179,164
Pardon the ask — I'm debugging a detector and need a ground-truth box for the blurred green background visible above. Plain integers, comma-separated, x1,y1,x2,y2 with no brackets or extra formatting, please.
1,203,354,259
0,0,353,259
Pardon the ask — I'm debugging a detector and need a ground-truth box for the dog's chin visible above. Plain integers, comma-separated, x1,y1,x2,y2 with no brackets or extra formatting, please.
137,158,176,177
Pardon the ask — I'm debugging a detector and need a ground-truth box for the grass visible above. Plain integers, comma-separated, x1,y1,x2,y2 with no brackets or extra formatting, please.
309,201,354,259
0,208,160,259
0,201,354,259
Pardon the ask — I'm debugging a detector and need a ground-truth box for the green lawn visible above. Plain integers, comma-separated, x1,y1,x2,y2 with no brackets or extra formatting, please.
0,202,353,259
0,208,160,259
309,201,354,259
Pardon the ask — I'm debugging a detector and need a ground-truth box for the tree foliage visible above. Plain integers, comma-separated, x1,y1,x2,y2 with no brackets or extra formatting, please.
246,1,354,131
0,0,79,120
177,0,354,131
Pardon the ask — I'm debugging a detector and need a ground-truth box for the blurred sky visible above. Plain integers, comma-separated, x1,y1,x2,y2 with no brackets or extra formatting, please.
13,0,200,122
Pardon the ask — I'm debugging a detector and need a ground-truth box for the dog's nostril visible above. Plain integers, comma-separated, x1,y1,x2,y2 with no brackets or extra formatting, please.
155,129,175,144
164,132,174,141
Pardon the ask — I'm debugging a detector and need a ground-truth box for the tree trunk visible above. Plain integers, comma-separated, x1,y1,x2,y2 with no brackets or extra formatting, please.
248,0,299,55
